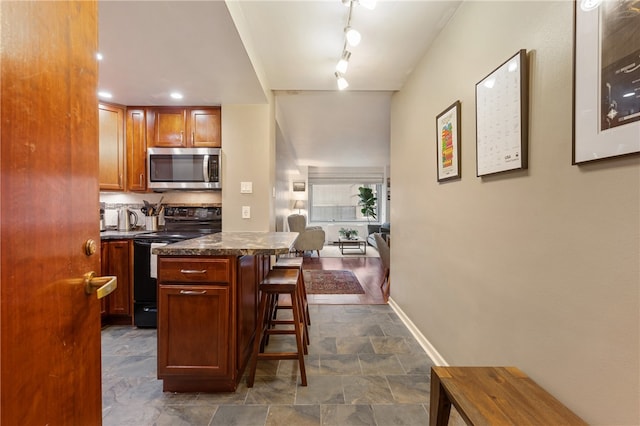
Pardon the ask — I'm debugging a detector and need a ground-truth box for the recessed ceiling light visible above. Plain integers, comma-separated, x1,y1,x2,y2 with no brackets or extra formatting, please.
170,92,184,100
98,91,112,99
96,53,103,61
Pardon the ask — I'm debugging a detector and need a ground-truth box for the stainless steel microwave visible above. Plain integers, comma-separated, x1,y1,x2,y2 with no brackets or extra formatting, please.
147,147,221,191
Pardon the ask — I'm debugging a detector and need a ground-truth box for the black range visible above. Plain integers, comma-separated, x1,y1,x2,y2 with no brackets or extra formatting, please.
133,206,221,328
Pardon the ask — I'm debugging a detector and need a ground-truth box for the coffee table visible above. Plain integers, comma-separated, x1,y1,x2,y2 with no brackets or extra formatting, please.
338,238,366,255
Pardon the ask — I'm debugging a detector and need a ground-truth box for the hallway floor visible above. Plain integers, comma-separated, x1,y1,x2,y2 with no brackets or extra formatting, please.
102,304,450,425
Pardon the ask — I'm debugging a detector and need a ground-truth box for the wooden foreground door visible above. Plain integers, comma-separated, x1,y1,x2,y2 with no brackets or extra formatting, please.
0,2,102,425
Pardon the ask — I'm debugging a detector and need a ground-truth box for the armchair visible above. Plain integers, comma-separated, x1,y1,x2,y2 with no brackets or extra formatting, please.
287,214,325,257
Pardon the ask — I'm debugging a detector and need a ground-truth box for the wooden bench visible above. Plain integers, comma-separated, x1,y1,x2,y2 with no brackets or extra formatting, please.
430,367,587,426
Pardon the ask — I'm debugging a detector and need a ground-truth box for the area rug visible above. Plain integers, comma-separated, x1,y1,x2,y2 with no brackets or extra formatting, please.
303,270,365,294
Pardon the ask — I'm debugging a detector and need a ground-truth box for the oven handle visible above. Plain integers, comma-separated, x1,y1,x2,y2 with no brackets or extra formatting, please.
179,290,207,295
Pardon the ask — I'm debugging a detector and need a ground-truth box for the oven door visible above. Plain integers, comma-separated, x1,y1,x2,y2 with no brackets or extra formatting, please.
133,238,178,327
147,147,221,191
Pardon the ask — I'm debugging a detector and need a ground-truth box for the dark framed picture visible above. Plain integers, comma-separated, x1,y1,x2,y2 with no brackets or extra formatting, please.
573,1,640,164
436,101,462,182
475,49,529,177
292,181,305,192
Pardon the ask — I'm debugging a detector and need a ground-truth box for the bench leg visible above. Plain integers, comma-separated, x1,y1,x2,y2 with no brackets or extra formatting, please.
430,368,452,426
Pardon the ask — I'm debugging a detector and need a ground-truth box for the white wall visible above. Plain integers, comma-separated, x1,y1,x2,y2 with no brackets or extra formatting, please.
391,2,639,425
222,103,275,231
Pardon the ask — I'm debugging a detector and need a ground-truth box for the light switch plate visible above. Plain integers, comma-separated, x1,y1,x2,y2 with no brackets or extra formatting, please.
240,182,253,194
242,206,251,219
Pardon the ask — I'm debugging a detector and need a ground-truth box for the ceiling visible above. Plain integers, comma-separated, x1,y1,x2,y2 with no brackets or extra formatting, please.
98,0,461,169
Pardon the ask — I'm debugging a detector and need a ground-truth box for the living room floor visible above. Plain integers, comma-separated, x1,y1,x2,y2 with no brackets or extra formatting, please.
302,255,386,304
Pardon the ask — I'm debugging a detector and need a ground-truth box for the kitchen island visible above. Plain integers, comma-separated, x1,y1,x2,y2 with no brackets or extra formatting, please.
152,231,298,392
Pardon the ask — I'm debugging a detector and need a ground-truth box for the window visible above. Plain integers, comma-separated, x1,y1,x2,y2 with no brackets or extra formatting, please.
309,183,381,222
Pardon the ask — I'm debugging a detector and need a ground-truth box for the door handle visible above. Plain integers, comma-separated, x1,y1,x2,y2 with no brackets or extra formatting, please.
84,271,117,299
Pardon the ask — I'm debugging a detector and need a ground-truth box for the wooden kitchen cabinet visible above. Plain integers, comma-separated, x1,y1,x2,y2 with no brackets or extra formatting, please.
147,106,221,148
99,103,125,190
157,254,266,392
100,239,133,325
190,108,221,147
157,284,231,380
126,108,147,191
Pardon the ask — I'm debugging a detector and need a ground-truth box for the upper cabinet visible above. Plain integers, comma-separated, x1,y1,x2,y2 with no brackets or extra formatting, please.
126,108,147,192
147,107,221,148
190,108,222,148
99,103,125,190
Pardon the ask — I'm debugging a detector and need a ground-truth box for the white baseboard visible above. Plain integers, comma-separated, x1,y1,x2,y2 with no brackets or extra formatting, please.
388,297,448,367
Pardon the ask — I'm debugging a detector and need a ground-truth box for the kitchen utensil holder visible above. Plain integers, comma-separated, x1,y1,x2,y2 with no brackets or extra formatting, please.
145,215,158,231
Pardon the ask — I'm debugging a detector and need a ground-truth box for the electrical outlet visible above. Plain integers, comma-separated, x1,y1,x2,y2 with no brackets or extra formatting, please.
242,206,251,219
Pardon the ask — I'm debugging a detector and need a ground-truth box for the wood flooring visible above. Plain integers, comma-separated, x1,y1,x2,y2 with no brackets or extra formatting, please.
301,256,386,305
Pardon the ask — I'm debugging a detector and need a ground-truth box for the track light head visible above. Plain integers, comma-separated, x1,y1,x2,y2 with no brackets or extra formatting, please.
335,50,351,74
335,72,349,90
345,26,361,47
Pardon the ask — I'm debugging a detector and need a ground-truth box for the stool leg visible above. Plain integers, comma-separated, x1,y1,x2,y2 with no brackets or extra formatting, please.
296,278,310,347
248,291,269,388
261,292,275,352
298,270,311,326
290,288,307,386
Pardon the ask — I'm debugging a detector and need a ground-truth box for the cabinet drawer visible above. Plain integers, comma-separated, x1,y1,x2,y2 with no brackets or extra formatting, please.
159,258,230,283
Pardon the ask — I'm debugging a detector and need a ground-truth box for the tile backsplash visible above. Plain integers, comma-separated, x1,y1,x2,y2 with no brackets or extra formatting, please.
100,191,221,228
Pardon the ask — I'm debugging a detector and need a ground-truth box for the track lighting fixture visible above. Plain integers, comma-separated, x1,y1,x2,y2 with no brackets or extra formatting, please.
335,72,349,90
333,0,375,90
336,50,351,74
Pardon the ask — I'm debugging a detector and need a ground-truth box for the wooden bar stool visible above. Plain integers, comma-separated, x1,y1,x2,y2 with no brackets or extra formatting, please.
247,269,307,387
272,257,311,328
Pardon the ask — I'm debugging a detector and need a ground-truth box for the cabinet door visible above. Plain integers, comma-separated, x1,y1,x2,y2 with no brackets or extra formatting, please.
126,108,147,191
189,108,221,147
105,240,132,317
98,103,125,190
147,107,187,147
158,285,231,378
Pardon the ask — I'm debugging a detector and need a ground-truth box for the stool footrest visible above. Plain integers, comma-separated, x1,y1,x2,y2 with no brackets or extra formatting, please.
257,353,301,361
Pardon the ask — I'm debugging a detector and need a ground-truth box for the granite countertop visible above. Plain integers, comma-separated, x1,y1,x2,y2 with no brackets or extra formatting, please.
152,231,299,256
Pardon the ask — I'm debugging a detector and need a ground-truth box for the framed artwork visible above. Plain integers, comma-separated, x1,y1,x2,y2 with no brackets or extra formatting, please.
436,100,462,182
292,181,305,192
475,49,529,177
573,1,640,164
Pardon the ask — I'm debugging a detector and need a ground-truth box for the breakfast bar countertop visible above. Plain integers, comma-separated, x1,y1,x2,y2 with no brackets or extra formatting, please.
152,231,299,256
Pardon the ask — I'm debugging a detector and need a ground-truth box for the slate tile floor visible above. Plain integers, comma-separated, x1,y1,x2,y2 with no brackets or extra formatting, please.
102,304,464,425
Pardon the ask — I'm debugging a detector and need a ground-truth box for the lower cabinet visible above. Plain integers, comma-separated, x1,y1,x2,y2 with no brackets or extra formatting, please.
100,240,133,325
157,285,231,379
156,255,267,392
